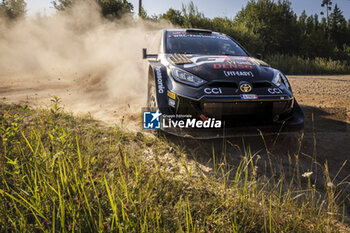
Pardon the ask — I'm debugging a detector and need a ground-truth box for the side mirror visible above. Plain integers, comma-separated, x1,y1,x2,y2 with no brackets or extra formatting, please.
142,48,147,59
256,53,263,60
142,48,158,59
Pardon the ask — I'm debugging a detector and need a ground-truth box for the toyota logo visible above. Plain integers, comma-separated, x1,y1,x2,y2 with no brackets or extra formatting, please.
240,83,252,93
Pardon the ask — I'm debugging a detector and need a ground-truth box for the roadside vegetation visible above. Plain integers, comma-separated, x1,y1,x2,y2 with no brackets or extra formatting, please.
0,99,349,232
157,0,350,75
1,0,350,74
265,54,350,75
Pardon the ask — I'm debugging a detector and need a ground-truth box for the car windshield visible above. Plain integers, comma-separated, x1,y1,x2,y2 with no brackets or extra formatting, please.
166,31,248,56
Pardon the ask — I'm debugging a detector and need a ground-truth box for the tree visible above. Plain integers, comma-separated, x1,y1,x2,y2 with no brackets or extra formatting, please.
160,8,184,26
299,14,334,58
298,10,307,33
0,0,26,19
181,1,212,29
329,4,347,49
97,0,133,18
52,0,133,18
139,5,147,19
235,0,300,55
320,0,332,29
52,0,73,11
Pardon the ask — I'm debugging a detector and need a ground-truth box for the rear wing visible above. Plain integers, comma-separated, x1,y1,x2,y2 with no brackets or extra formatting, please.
142,48,157,59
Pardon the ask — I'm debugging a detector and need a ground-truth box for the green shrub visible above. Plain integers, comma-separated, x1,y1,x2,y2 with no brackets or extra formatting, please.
265,54,350,75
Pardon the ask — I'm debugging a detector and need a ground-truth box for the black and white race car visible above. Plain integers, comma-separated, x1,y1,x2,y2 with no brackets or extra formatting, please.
143,29,304,138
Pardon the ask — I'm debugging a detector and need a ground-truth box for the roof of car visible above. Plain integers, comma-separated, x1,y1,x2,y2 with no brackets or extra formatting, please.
164,28,223,36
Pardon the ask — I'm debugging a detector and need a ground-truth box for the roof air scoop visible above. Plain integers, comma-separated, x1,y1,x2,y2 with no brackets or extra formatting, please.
185,29,212,34
169,54,193,65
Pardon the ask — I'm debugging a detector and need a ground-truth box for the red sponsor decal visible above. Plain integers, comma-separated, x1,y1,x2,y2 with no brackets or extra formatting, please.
213,63,253,70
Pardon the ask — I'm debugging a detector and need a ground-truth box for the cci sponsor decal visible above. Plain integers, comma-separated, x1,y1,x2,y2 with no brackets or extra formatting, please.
204,88,222,94
240,94,258,100
155,67,165,94
267,88,282,94
224,70,254,78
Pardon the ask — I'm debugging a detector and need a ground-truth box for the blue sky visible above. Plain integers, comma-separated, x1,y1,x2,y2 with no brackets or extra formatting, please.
27,0,350,19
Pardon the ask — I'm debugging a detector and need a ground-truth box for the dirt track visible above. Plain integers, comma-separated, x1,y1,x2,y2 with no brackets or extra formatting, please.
0,72,145,130
288,75,350,182
1,74,349,188
151,75,350,215
290,75,350,121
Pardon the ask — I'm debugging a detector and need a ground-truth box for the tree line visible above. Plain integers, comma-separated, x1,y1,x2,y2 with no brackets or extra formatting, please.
1,0,350,64
157,0,350,62
0,0,133,19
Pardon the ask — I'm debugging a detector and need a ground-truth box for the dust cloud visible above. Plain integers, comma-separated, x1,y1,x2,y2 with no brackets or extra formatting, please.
0,0,170,128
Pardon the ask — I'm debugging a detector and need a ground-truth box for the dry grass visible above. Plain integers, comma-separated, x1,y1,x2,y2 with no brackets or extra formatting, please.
0,98,348,232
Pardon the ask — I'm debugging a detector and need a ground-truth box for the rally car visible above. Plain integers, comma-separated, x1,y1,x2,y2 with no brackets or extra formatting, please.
143,29,304,138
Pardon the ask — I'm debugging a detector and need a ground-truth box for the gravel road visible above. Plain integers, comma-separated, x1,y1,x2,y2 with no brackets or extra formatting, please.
1,74,349,189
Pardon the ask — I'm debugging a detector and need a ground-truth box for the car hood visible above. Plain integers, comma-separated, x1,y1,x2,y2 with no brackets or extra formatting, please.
166,54,275,82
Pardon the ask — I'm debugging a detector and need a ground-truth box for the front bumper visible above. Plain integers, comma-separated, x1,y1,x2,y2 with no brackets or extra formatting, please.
161,94,304,138
175,93,294,122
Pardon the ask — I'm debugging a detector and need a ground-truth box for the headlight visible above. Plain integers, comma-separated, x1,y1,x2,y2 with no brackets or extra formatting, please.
272,72,282,87
170,67,206,87
280,73,291,90
272,71,291,91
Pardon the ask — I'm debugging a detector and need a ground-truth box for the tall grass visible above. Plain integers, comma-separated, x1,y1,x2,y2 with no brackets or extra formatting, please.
0,100,348,232
265,54,350,75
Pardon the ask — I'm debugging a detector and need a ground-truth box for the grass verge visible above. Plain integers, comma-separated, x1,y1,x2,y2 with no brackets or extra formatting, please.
0,98,348,232
265,54,350,75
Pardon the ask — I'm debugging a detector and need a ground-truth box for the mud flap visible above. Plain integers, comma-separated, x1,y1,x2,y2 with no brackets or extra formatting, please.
151,65,172,115
286,100,304,128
